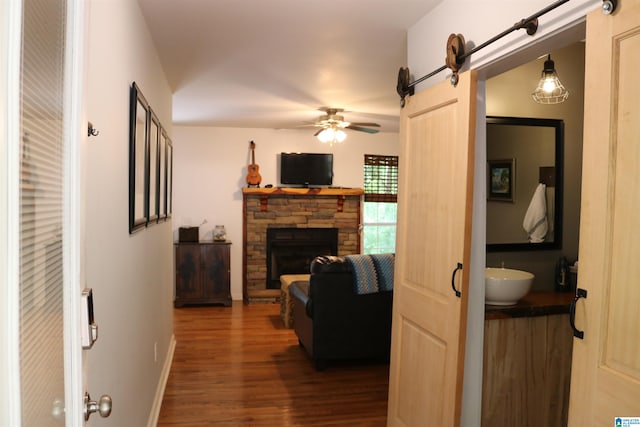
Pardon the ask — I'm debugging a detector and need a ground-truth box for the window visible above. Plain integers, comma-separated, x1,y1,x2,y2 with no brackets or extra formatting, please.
363,154,398,254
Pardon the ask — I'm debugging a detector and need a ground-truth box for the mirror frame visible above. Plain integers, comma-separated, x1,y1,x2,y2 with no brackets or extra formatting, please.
486,116,564,252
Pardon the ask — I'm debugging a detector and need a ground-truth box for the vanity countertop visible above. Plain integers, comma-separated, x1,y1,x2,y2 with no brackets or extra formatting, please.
485,291,574,320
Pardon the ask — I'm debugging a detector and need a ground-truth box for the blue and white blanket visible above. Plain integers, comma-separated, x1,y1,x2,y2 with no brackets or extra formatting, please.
344,253,395,295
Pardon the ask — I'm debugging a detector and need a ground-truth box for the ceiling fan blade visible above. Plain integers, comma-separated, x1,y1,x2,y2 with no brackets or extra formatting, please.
349,122,380,127
313,128,325,137
346,125,380,134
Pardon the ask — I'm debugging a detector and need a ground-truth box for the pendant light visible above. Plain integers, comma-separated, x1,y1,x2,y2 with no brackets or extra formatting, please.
532,54,569,104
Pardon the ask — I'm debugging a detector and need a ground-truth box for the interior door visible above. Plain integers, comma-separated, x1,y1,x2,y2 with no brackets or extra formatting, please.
5,0,87,425
387,70,477,427
568,1,640,425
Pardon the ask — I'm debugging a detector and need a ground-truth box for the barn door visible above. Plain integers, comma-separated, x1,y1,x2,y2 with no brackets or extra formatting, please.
387,70,477,427
568,1,640,425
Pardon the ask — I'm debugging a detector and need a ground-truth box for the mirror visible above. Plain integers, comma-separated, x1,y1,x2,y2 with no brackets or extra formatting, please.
486,116,563,252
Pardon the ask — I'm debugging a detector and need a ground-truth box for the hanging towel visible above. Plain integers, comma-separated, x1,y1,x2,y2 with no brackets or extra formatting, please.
523,183,548,243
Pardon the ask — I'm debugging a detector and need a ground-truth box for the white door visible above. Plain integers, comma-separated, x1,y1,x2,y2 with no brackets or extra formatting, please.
387,70,477,426
1,0,88,425
568,1,640,425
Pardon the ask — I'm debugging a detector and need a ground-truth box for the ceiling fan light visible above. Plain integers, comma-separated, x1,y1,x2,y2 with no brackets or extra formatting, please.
316,126,347,145
317,127,334,143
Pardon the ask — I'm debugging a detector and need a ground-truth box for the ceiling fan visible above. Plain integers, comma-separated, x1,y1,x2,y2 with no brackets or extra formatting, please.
305,107,381,143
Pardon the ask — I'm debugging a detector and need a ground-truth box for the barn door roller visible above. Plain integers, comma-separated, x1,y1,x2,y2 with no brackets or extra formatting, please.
397,0,578,107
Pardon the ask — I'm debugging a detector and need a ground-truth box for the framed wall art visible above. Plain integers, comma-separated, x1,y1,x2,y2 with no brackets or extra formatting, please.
158,129,167,221
129,82,149,233
147,110,160,224
487,158,515,202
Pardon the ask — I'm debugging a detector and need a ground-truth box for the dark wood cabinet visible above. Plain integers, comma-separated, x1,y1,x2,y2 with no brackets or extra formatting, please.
174,242,231,307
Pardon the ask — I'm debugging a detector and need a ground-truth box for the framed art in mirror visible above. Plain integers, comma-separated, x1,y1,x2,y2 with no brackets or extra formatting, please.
487,158,515,202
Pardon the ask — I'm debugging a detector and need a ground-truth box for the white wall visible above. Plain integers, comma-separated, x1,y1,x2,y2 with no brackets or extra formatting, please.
407,1,597,425
85,1,174,425
172,126,399,300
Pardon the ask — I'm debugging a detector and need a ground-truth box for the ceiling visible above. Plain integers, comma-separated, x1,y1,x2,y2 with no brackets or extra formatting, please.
137,0,443,133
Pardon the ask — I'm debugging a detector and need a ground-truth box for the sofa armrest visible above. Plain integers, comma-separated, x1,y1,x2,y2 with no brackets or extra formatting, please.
289,282,312,317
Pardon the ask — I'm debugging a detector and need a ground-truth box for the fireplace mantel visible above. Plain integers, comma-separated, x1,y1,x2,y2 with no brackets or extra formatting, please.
242,187,364,196
243,187,363,213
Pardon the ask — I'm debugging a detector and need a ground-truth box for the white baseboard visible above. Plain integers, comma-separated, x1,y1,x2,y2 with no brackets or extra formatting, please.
147,334,176,427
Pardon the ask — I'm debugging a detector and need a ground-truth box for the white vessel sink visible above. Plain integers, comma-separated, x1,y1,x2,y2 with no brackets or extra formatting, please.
485,267,534,305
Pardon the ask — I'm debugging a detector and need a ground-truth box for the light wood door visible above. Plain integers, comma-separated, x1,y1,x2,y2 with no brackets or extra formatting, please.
387,70,477,427
568,1,640,425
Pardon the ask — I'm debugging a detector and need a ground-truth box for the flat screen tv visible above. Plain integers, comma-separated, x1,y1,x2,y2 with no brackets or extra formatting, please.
280,152,333,187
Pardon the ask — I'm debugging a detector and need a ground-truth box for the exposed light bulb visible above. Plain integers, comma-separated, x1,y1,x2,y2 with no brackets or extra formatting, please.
542,77,557,93
532,54,569,104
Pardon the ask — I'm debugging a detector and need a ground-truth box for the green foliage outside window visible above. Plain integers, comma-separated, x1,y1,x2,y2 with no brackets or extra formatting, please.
363,202,397,254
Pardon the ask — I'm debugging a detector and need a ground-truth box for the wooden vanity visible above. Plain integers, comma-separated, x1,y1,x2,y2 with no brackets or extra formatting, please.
482,291,574,427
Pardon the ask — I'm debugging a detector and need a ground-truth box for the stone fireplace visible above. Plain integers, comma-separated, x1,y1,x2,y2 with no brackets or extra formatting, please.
266,227,338,289
242,187,363,303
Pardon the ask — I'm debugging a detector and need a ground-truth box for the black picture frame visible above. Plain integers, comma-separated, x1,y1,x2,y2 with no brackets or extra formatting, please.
147,110,160,224
487,158,515,202
129,82,149,233
166,137,173,218
158,129,168,221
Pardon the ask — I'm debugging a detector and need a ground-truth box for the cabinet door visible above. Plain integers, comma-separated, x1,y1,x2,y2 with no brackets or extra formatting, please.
175,244,202,300
201,244,230,300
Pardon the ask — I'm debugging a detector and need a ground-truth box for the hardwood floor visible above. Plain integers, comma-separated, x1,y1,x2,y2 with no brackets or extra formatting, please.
158,302,389,426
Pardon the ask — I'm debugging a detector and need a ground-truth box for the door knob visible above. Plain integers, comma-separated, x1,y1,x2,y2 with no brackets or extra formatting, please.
84,392,112,421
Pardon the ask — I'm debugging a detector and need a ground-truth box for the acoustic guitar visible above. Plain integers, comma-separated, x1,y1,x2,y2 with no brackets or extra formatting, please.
246,140,262,187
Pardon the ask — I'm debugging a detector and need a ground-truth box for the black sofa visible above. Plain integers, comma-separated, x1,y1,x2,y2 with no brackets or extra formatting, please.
289,255,393,370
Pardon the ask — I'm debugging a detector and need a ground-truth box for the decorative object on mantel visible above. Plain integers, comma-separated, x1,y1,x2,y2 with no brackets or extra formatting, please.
213,225,227,242
245,140,261,187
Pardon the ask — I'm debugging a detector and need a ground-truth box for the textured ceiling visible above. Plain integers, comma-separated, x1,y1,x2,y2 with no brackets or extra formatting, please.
137,0,443,133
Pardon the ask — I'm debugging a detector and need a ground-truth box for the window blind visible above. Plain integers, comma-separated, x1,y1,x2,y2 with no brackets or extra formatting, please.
364,154,398,203
19,0,67,424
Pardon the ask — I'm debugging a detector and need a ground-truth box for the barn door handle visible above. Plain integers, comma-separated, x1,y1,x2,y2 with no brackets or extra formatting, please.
569,288,588,339
451,263,462,298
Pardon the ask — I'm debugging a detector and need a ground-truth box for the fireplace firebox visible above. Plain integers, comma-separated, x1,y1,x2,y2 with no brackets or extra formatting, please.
266,227,338,289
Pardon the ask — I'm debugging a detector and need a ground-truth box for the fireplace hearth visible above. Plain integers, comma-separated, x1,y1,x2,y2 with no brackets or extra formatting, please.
266,228,338,289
